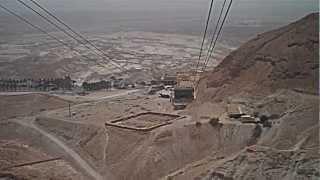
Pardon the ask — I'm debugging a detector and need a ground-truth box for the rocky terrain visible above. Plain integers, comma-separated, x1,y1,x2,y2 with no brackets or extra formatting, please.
179,13,319,180
0,32,231,83
196,13,318,102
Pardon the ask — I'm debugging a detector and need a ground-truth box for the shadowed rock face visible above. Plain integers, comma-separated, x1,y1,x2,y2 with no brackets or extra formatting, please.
197,13,319,102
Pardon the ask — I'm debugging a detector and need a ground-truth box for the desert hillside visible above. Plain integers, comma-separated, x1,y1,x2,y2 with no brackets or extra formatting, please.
0,11,318,180
196,13,318,103
171,13,319,180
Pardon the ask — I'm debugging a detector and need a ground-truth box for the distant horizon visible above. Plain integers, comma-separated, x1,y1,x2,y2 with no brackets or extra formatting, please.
0,0,318,45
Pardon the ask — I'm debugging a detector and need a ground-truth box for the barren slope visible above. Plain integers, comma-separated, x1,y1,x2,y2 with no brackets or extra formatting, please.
0,93,71,120
196,13,318,103
174,13,319,180
0,121,88,180
169,90,319,180
104,121,256,180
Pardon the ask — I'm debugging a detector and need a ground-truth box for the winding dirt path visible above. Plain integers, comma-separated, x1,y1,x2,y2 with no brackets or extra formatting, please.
13,119,105,180
5,89,141,180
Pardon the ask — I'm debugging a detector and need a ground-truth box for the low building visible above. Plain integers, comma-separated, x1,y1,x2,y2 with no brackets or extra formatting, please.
160,74,177,86
176,71,202,88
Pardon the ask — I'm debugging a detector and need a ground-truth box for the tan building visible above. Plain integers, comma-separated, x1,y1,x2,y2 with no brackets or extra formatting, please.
176,71,202,88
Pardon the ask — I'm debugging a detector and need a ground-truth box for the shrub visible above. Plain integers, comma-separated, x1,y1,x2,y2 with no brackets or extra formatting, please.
195,121,202,127
209,117,220,127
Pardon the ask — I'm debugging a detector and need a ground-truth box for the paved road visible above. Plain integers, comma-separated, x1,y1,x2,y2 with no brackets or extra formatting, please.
0,91,41,96
0,89,140,99
71,89,141,108
96,89,140,101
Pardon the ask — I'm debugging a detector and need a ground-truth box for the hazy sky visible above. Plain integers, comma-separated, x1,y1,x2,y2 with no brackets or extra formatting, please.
1,0,318,37
3,0,317,20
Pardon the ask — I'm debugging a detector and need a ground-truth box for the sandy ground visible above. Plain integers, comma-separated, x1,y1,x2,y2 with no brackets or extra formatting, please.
0,88,318,180
43,91,175,125
0,89,189,179
0,120,89,180
0,93,71,121
0,86,318,180
0,90,143,179
0,139,86,180
0,88,255,180
30,89,258,180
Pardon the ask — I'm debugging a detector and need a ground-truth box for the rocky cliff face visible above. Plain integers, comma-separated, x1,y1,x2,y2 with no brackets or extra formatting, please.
197,13,318,103
175,13,319,180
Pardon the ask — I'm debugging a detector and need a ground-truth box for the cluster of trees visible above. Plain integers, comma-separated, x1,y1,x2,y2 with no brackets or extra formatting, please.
0,79,30,91
82,80,111,91
0,76,75,91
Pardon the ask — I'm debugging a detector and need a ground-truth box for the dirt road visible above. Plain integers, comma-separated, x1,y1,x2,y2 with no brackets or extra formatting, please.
2,89,146,180
12,119,106,180
5,90,140,180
